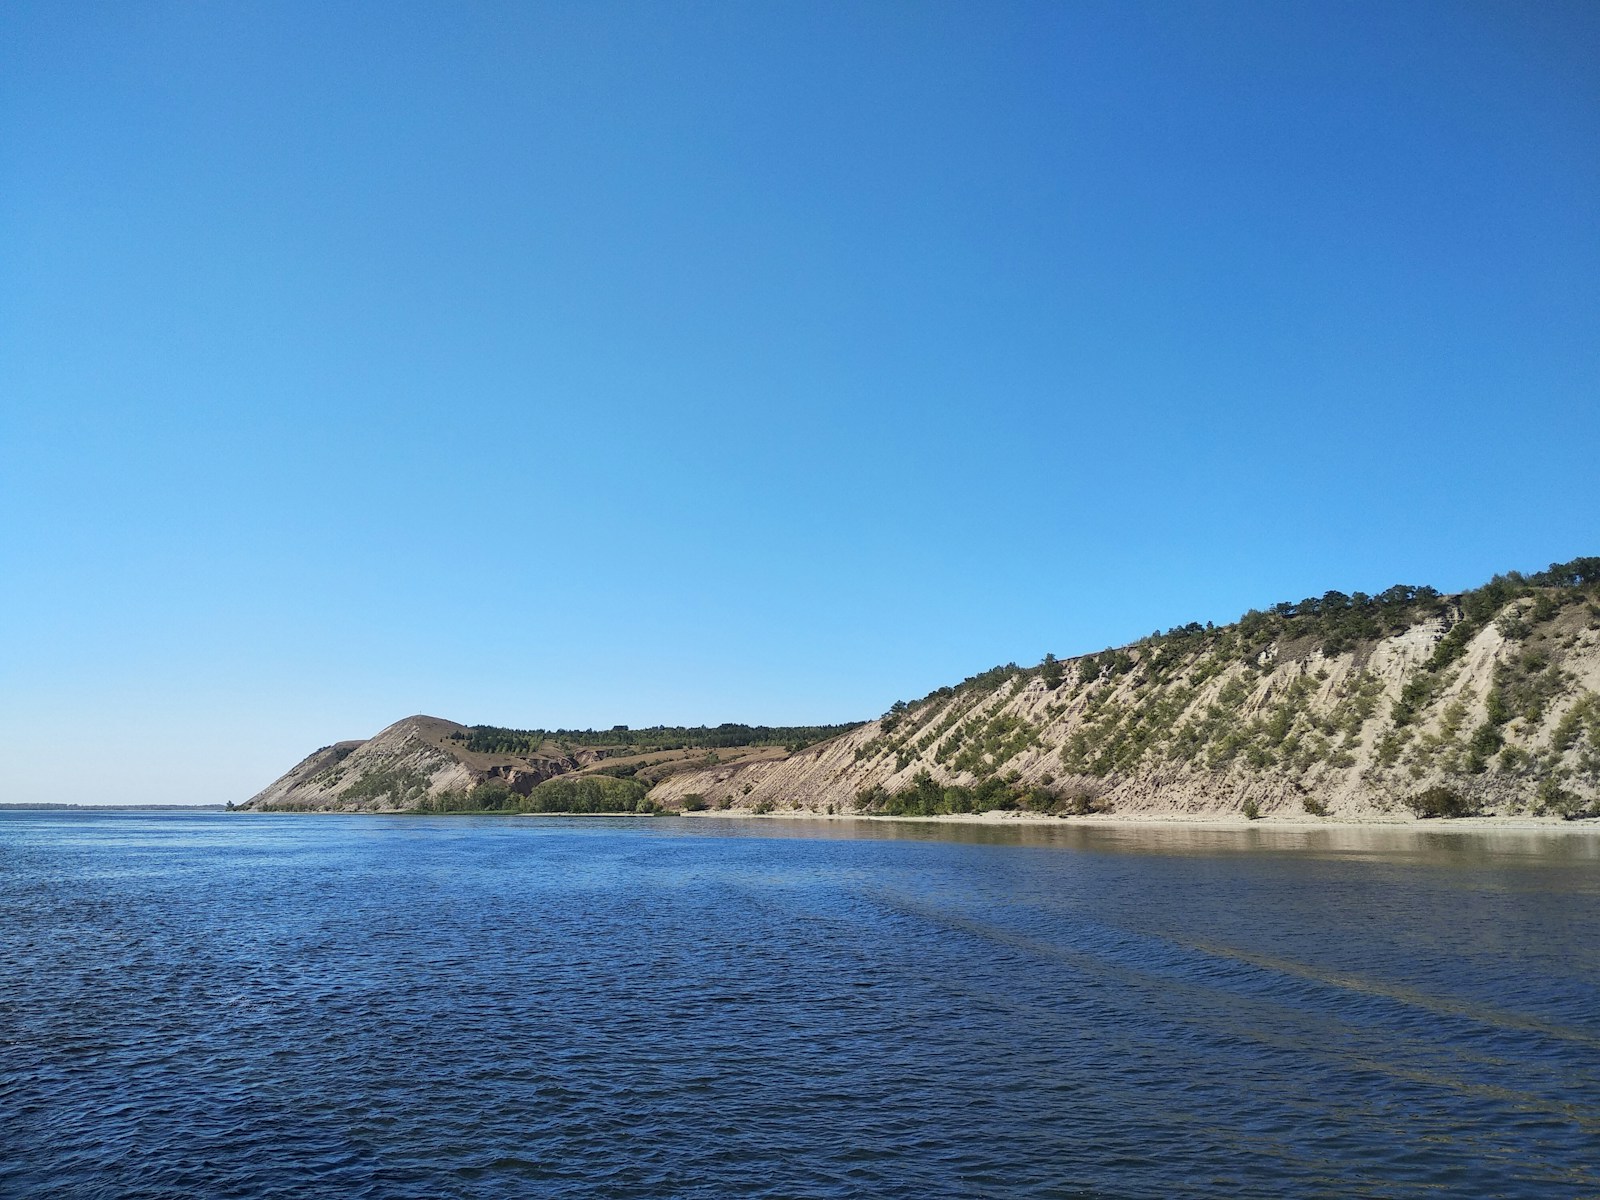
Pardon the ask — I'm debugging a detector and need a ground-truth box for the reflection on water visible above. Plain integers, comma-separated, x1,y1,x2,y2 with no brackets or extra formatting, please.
2,810,1596,1199
680,813,1600,862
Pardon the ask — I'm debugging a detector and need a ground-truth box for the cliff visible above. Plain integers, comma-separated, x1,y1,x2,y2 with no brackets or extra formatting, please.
654,567,1600,821
242,559,1600,821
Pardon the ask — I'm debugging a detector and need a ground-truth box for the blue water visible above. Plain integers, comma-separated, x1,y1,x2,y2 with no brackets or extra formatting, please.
2,812,1597,1198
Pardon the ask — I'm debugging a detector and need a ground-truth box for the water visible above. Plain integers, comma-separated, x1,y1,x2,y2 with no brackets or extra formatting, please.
2,812,1597,1199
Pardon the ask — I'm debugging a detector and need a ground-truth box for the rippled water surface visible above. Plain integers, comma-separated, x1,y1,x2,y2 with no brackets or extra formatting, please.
3,812,1598,1198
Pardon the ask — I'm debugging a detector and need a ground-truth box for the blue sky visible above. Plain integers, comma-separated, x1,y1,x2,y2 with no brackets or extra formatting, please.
3,1,1596,804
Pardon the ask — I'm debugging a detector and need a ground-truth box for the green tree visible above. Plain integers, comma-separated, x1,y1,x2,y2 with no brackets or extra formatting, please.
1040,652,1064,690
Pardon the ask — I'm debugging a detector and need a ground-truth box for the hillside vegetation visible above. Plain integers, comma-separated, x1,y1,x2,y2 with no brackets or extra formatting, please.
240,715,861,813
243,558,1600,821
652,558,1600,821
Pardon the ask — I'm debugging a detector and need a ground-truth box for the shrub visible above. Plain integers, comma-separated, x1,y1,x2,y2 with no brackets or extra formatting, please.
1054,781,1106,816
1536,779,1597,820
681,794,708,812
854,785,890,811
1404,786,1477,818
1496,609,1532,640
1241,798,1261,820
1302,796,1328,816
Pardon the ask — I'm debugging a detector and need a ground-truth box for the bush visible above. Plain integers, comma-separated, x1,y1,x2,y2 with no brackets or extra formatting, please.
520,775,652,814
1536,779,1597,820
1405,786,1477,819
1302,796,1328,816
854,784,890,811
681,794,708,812
1241,798,1261,820
1053,781,1107,816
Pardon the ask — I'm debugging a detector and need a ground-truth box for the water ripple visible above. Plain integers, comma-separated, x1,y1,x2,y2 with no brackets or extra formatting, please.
2,811,1596,1199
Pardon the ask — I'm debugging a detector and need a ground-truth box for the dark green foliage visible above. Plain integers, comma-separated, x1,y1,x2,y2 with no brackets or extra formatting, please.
854,784,890,810
1230,585,1446,665
1391,675,1437,727
1488,653,1569,726
853,771,1071,817
1040,653,1064,690
851,774,1100,825
1302,796,1328,816
1462,575,1521,624
1464,722,1504,773
1536,778,1598,820
1393,608,1499,730
464,721,862,757
1405,786,1478,818
422,774,656,815
1220,561,1593,673
1241,798,1261,820
1059,784,1105,816
948,713,1039,775
1496,613,1532,641
880,700,910,736
1396,560,1600,729
681,794,709,811
590,760,653,778
519,776,655,814
340,767,432,807
466,780,516,810
1532,557,1600,587
859,556,1598,820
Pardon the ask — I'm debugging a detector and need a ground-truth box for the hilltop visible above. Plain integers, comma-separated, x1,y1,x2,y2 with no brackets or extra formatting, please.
244,557,1600,821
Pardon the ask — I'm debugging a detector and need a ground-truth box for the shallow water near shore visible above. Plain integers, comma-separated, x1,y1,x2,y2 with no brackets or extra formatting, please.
3,810,1597,1198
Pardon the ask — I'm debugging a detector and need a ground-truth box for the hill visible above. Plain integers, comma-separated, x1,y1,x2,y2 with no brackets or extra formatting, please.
242,557,1600,821
239,716,862,812
654,558,1600,821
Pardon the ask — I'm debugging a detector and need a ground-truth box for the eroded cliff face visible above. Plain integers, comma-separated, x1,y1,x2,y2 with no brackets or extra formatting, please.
651,592,1600,819
241,715,576,811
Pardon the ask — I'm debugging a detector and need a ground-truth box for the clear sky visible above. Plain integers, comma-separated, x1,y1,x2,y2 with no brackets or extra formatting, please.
3,1,1596,804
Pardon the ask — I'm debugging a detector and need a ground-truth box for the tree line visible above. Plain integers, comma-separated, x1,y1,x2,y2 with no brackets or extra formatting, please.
460,721,863,758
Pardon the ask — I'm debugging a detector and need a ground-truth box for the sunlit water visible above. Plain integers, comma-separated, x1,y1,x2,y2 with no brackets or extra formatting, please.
2,811,1597,1198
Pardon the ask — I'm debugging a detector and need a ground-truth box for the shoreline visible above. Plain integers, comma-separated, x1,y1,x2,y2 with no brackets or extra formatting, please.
665,809,1600,833
216,807,1600,833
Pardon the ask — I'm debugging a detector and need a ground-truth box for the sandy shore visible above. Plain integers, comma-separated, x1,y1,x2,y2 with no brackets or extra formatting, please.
669,809,1600,833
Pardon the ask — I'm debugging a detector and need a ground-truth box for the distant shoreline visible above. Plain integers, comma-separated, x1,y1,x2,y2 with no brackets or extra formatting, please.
0,803,229,811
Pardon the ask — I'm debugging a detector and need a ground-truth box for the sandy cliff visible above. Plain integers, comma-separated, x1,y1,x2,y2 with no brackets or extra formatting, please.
653,587,1600,820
